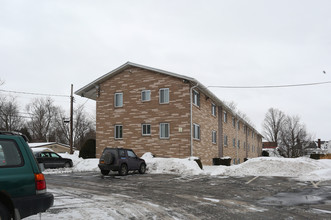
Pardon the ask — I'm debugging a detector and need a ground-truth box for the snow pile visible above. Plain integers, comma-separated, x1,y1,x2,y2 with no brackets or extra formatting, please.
41,151,331,181
141,152,203,175
208,157,331,181
43,151,99,174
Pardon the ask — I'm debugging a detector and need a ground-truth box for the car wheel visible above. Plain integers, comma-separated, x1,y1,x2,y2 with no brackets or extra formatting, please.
139,163,146,174
0,202,10,220
119,164,128,176
101,170,110,175
65,162,71,168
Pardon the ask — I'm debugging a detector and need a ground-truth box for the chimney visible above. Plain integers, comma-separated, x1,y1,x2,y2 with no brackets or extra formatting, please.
318,139,321,148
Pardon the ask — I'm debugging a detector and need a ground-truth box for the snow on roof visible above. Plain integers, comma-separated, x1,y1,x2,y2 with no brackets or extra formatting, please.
30,147,54,153
28,142,57,148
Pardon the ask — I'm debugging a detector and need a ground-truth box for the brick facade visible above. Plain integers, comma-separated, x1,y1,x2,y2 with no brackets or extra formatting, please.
96,67,191,159
76,62,263,165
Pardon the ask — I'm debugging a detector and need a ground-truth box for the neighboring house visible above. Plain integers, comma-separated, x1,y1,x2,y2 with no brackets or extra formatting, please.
75,62,263,165
29,142,71,153
262,142,277,149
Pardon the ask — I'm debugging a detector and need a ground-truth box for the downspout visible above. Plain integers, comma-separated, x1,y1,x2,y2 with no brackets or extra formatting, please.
235,114,239,163
190,83,199,156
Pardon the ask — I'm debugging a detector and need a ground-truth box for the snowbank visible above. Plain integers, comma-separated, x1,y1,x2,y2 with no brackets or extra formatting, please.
43,151,99,174
141,152,203,175
41,151,331,181
206,157,331,181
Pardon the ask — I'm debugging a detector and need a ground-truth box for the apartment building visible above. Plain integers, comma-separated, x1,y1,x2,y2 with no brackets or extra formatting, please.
75,62,262,165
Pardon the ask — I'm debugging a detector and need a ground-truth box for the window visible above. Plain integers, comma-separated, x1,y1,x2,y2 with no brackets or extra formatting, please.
115,125,123,139
192,90,200,107
114,93,123,107
232,117,236,128
237,121,240,130
160,123,170,139
223,111,227,123
233,159,236,165
233,138,236,148
212,131,217,144
211,104,216,116
237,140,240,148
238,159,240,164
224,135,228,146
0,140,23,167
141,90,151,102
127,150,137,158
142,124,151,136
159,88,169,104
193,124,200,140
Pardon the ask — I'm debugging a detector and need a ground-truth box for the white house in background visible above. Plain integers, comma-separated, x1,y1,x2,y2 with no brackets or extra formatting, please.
28,142,71,153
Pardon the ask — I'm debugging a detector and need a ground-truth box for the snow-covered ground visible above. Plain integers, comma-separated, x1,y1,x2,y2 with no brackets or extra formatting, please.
26,152,331,220
43,151,331,182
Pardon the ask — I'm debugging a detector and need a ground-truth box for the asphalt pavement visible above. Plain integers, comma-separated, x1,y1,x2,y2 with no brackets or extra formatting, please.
43,171,331,219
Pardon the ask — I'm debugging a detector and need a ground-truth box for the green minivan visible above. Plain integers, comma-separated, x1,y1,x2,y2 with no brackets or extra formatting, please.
0,132,54,219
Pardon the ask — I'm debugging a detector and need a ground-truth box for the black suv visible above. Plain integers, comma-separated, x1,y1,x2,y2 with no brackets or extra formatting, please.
98,148,146,176
0,131,53,219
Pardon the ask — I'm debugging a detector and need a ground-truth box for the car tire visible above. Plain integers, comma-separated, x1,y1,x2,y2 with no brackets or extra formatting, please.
139,163,146,174
101,170,110,175
119,164,128,176
0,202,11,220
104,153,114,165
65,162,71,168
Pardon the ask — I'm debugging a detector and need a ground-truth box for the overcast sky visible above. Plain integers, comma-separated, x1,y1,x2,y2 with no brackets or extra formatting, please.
1,0,330,140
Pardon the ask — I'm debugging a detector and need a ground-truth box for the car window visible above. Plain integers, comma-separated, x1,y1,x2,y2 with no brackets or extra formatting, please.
0,139,23,167
41,152,48,157
119,150,126,157
127,150,136,158
50,153,60,158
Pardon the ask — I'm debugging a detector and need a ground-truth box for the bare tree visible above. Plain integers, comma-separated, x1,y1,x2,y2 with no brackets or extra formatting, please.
0,96,24,131
25,97,57,142
54,104,95,149
262,108,286,145
278,115,311,158
225,101,254,127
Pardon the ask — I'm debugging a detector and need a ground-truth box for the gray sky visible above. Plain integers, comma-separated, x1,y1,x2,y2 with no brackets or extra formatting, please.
1,0,330,140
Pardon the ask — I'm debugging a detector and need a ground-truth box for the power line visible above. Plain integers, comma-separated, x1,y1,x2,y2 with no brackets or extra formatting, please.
0,89,69,97
208,81,331,89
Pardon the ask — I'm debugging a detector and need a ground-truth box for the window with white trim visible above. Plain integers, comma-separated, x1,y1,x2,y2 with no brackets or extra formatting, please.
223,111,227,123
160,123,170,139
211,104,216,116
159,88,169,104
192,90,200,107
141,90,151,102
115,125,123,139
114,93,123,107
193,123,200,140
142,124,151,136
224,135,228,146
212,130,217,144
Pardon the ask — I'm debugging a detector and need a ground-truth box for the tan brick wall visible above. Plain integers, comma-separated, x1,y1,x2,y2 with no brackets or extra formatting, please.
96,67,191,158
94,66,263,166
222,111,261,164
192,89,219,165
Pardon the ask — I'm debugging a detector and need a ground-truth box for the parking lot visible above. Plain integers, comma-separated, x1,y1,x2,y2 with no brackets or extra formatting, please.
27,171,331,219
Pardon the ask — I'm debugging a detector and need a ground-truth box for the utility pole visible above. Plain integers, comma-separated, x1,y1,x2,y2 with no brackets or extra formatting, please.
70,84,74,154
